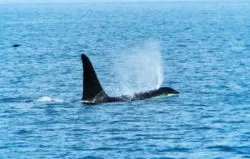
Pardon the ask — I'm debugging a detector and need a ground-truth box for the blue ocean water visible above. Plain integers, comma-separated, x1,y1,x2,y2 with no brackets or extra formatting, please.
0,1,250,158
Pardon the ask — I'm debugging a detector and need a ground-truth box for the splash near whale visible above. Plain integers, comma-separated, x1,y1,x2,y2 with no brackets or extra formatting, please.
81,54,179,104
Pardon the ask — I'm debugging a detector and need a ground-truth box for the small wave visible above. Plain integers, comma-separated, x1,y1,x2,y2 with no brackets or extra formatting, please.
217,146,235,152
206,145,249,154
0,97,33,103
36,96,64,102
82,156,104,159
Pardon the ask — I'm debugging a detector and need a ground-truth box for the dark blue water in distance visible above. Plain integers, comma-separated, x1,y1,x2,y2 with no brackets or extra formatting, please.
1,1,250,158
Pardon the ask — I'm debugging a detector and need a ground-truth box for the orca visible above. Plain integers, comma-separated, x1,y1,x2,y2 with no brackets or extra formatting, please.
12,44,21,48
81,54,179,104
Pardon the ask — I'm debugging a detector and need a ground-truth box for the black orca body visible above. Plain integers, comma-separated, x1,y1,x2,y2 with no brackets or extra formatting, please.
81,54,179,104
12,44,21,48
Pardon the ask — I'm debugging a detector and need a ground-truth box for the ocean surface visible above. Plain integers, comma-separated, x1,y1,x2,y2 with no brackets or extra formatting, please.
0,1,250,158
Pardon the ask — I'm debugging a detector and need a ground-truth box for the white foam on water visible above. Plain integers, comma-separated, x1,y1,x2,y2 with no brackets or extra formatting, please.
36,96,64,102
114,41,164,96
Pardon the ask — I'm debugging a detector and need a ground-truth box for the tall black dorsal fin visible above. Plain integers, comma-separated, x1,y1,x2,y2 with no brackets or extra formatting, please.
81,54,108,101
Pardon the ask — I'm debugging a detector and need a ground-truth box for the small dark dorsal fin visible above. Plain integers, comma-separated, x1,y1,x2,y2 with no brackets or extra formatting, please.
81,54,108,101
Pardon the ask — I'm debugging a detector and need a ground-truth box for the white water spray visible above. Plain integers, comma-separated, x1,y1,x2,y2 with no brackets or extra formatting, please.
114,41,163,96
